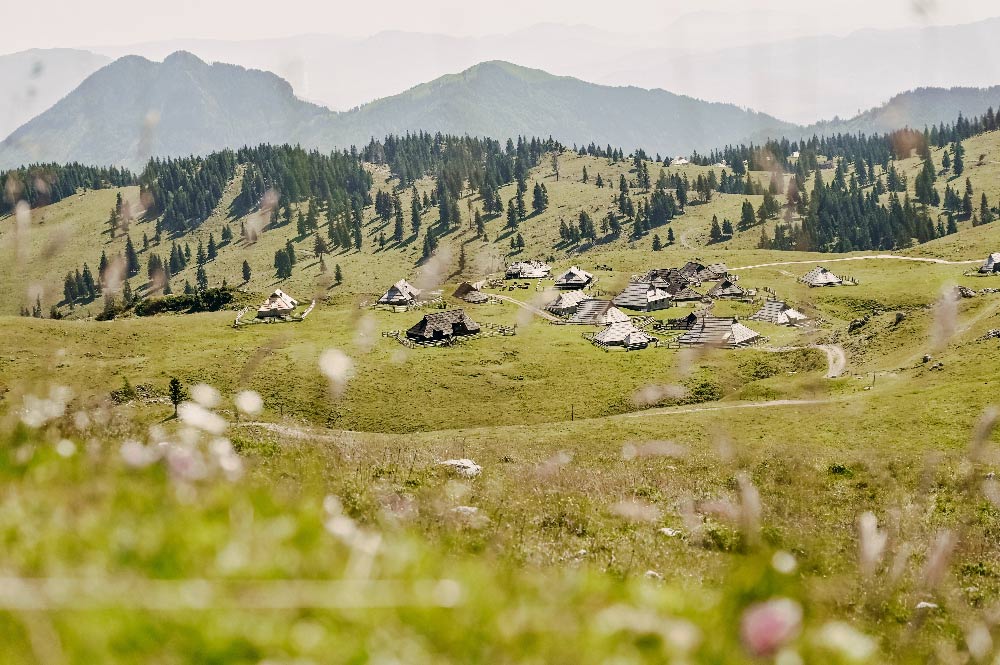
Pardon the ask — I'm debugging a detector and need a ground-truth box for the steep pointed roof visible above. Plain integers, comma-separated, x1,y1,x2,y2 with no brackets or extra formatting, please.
751,300,808,325
706,279,746,299
613,282,672,310
406,308,480,340
594,321,653,346
554,265,594,288
378,279,421,304
981,253,1000,273
546,290,592,313
800,267,843,287
257,289,299,316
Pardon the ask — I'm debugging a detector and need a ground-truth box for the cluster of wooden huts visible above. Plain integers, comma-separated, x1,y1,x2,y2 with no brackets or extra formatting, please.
367,258,824,351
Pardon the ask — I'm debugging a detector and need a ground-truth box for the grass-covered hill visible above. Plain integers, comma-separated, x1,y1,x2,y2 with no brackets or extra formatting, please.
7,122,1000,661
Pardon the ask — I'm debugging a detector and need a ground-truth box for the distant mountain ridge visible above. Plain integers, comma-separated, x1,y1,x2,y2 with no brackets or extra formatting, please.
801,86,1000,136
305,61,798,158
0,52,327,170
3,53,1000,171
0,49,110,140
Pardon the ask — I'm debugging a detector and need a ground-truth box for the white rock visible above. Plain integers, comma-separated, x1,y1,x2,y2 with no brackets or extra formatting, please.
915,601,939,610
644,570,663,580
658,527,682,537
439,458,482,477
451,505,479,516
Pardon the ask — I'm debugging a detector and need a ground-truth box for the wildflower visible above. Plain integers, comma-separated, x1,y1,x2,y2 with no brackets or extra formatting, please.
740,598,803,657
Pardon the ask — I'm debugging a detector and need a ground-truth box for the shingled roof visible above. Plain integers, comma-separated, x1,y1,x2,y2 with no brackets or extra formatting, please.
750,300,808,325
676,316,761,348
554,266,594,289
981,253,1000,273
506,260,551,279
613,282,672,311
378,279,421,305
800,267,843,287
567,300,629,325
256,289,299,318
706,279,746,299
406,309,481,341
546,290,592,315
594,322,654,348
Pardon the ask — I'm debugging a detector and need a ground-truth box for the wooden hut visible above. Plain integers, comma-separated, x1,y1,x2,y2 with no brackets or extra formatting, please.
546,290,592,316
406,309,481,342
980,253,1000,273
613,282,672,311
594,322,655,349
554,266,594,289
706,279,746,299
378,279,421,306
750,300,808,326
676,316,761,348
256,289,299,319
567,300,630,325
800,267,843,287
506,260,551,279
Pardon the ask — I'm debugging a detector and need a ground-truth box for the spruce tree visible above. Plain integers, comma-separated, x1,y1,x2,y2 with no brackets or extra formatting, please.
242,260,251,283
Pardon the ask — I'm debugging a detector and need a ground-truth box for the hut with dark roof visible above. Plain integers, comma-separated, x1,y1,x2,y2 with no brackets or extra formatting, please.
613,282,672,311
706,279,746,299
406,309,481,342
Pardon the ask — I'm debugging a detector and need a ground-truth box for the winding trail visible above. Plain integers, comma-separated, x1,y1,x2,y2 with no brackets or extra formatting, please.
493,293,560,322
730,255,980,271
816,344,847,378
761,344,847,378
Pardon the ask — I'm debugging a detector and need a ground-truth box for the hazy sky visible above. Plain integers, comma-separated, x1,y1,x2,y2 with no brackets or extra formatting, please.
4,0,998,53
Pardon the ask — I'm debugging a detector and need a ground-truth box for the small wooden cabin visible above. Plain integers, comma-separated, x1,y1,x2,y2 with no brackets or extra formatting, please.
378,279,421,306
406,309,481,342
554,266,594,289
256,289,299,319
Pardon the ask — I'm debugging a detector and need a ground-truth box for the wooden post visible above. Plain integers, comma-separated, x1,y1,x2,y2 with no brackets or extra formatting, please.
571,404,574,421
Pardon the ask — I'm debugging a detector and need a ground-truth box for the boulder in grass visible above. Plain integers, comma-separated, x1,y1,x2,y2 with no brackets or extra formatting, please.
438,458,482,477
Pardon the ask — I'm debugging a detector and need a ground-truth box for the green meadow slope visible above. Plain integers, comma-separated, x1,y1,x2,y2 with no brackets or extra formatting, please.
6,133,1000,662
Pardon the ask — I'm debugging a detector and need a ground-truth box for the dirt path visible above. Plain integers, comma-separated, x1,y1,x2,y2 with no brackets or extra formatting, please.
730,255,980,271
761,344,847,378
493,293,560,322
622,398,833,419
816,344,847,378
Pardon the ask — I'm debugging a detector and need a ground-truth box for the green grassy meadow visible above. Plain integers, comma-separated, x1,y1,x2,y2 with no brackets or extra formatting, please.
5,138,1000,662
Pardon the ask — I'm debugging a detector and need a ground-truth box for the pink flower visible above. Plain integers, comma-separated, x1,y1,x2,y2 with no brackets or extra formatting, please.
740,597,802,657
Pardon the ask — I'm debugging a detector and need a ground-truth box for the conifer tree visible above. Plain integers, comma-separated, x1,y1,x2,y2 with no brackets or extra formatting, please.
334,264,343,284
196,264,208,292
710,216,723,243
242,260,251,283
124,236,139,276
